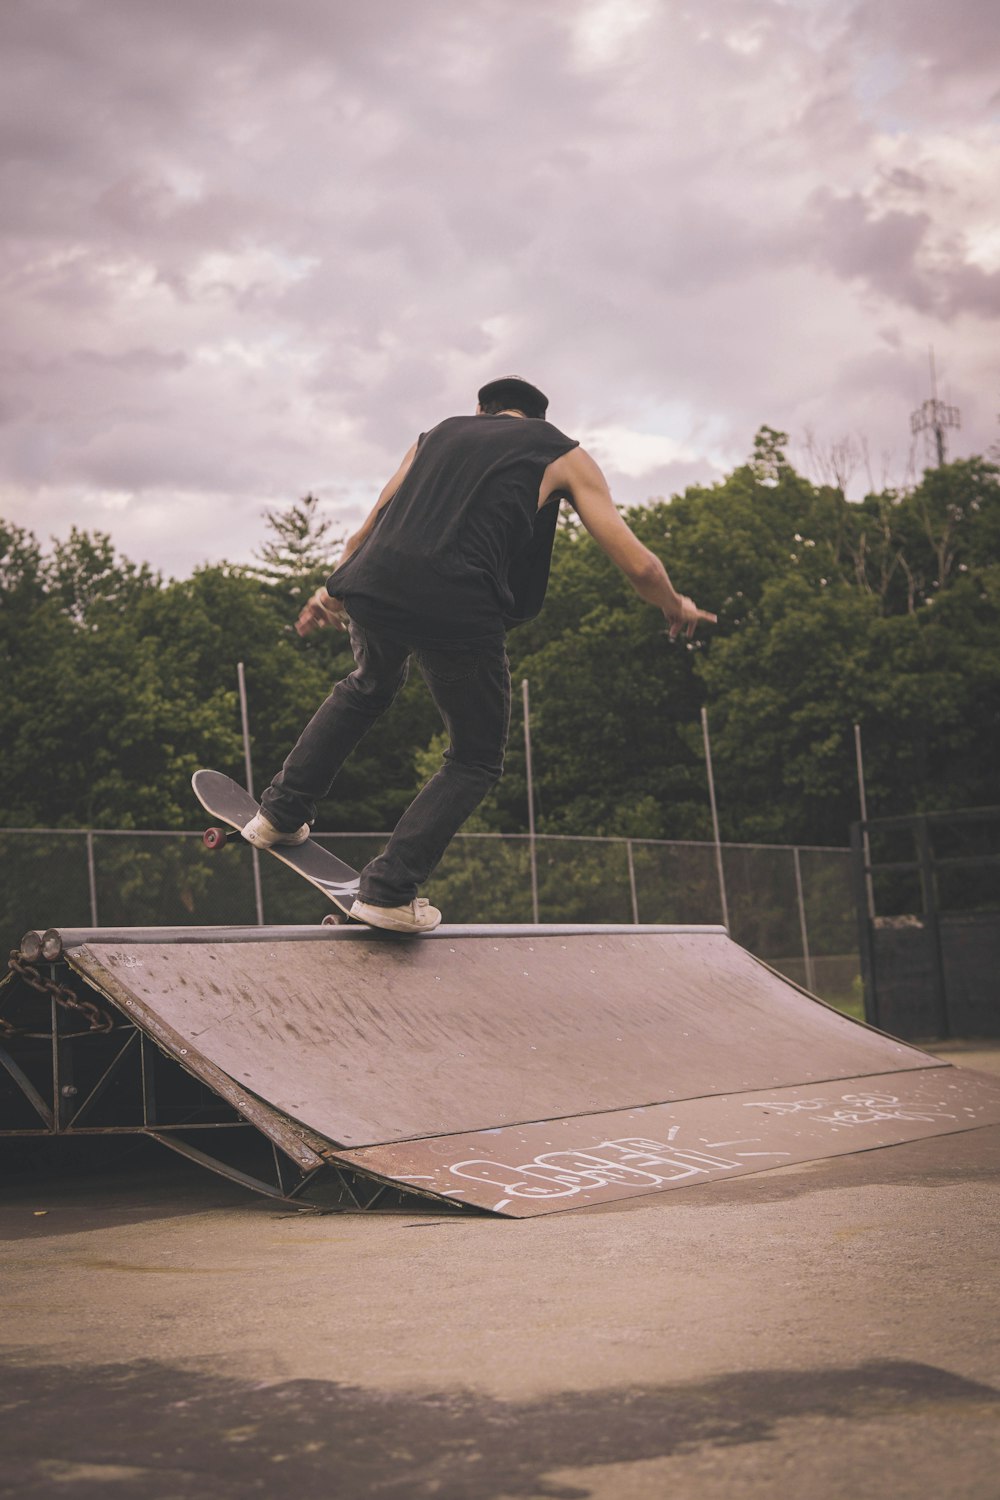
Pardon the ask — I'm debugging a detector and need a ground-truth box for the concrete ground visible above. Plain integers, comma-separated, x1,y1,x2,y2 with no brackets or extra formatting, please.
2,1045,999,1500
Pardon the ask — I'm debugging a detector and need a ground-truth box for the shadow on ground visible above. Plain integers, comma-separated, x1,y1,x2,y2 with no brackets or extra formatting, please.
2,1354,997,1500
0,1138,274,1241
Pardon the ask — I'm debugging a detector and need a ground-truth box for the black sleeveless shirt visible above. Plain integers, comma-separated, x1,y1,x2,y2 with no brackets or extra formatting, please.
326,414,579,646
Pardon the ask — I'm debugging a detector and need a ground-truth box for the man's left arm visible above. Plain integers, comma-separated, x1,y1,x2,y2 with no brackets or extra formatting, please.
296,440,418,636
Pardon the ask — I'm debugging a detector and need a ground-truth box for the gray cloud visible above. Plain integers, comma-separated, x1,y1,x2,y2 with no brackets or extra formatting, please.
848,0,1000,92
1,0,997,575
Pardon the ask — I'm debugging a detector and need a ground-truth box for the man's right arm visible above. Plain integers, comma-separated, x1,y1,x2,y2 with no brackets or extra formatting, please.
542,447,716,640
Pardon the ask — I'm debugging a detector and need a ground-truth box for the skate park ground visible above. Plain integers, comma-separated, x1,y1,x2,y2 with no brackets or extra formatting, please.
1,1039,998,1500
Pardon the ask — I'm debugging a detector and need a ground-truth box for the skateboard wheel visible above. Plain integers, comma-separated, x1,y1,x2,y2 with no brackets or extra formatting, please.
203,827,228,851
322,912,349,925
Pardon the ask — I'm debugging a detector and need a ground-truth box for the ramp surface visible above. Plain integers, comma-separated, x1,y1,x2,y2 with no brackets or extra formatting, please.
65,925,1000,1215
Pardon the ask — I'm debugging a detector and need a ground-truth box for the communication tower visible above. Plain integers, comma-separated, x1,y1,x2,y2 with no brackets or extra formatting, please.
910,347,960,466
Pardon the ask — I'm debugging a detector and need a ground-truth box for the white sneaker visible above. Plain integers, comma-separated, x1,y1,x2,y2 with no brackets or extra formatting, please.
242,811,311,848
350,897,442,933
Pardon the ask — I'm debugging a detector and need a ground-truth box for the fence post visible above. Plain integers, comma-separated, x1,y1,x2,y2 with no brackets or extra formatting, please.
792,846,816,993
86,831,99,927
853,723,875,920
626,839,639,925
237,661,265,927
700,707,730,932
522,678,540,925
850,821,878,1026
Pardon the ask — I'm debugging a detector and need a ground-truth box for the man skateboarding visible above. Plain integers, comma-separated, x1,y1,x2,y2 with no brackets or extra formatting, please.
243,376,716,933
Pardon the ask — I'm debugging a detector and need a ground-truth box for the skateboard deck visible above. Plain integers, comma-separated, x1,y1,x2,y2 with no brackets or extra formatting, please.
192,769,361,922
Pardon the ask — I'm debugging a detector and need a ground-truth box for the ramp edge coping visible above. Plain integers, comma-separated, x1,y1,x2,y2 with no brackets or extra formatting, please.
22,923,729,956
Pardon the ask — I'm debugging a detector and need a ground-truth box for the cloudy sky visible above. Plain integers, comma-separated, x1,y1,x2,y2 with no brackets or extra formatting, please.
2,0,998,577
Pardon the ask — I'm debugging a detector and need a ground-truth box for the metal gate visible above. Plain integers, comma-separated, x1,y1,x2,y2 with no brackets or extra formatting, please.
850,809,1000,1040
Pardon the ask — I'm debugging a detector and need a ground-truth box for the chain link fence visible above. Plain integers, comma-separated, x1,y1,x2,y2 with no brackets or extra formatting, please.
1,828,860,1012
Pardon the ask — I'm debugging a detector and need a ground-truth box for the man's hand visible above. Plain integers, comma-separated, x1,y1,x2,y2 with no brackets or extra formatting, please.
296,588,349,637
663,595,717,642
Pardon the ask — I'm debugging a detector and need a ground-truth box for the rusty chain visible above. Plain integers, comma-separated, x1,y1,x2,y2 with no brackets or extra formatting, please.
3,951,115,1037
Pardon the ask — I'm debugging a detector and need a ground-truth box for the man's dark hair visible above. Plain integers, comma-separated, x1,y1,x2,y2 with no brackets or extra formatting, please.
477,376,549,420
479,393,522,416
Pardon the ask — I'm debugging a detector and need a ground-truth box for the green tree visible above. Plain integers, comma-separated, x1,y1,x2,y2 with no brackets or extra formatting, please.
2,526,167,826
2,439,997,854
0,521,45,615
42,527,159,623
697,454,1000,842
248,494,345,609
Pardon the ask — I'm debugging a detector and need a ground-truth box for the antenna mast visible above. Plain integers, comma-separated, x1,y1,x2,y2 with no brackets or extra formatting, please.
910,347,960,466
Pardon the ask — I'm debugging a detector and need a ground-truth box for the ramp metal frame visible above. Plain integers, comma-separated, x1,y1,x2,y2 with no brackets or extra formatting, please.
0,952,476,1214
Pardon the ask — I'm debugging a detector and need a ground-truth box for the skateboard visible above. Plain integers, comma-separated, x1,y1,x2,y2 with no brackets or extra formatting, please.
192,769,360,923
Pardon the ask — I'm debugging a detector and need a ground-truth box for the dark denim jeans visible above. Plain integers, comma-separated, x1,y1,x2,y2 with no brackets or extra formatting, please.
260,622,511,906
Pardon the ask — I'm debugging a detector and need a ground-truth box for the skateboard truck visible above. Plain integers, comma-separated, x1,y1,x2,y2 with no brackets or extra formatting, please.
192,770,362,927
201,823,354,922
202,826,241,851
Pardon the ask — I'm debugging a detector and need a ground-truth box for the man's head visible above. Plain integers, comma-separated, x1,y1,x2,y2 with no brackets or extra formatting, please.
477,375,549,420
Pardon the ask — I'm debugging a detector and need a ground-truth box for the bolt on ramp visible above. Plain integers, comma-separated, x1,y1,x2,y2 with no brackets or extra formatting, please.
38,924,1000,1215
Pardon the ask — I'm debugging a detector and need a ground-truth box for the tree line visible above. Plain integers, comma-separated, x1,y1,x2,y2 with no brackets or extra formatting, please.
3,430,997,847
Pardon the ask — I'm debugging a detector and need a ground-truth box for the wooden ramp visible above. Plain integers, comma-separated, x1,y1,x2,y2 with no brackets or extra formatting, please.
6,925,1000,1215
